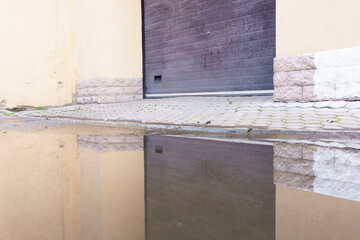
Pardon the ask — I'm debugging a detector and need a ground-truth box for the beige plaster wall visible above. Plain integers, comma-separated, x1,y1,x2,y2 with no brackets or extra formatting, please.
277,0,360,56
276,186,360,240
75,0,143,81
0,0,142,108
0,0,77,108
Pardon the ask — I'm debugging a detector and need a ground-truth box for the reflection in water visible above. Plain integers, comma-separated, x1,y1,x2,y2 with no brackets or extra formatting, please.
1,131,360,240
0,132,79,240
276,185,360,240
274,142,360,201
0,132,144,240
79,136,144,240
145,136,275,240
274,141,360,240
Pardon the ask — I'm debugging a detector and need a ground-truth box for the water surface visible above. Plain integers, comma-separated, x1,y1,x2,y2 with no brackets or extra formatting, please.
0,130,359,240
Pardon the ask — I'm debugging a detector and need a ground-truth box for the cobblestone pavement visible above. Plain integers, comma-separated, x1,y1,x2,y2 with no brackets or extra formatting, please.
0,109,17,119
16,96,360,132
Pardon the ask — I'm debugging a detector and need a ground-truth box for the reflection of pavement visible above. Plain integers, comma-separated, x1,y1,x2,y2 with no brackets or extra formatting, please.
16,96,360,132
274,142,360,201
0,110,16,119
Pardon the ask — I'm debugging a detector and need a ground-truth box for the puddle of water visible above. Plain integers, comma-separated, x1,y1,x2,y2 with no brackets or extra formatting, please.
0,130,360,240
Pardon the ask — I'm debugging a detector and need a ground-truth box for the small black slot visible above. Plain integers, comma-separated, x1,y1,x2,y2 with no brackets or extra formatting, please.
155,145,163,154
154,75,162,84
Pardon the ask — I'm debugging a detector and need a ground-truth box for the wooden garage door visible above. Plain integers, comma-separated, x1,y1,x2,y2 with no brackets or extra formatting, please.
143,0,276,96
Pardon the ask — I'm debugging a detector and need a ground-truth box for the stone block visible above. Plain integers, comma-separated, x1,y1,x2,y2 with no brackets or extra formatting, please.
273,72,288,87
303,85,336,101
274,86,303,102
274,54,315,72
273,156,289,172
126,135,144,143
76,88,98,97
315,47,360,68
76,88,87,96
131,78,143,86
301,54,316,70
133,94,144,100
99,78,119,87
98,87,125,96
99,95,139,104
301,175,315,190
77,79,99,89
125,86,143,95
332,181,360,201
287,159,315,176
336,82,360,100
84,135,133,144
303,145,335,161
98,96,117,104
274,55,303,72
101,78,140,87
76,96,97,104
274,171,302,188
302,86,317,102
274,142,302,159
334,148,360,167
78,141,144,152
293,70,315,86
78,134,144,152
274,70,315,87
0,100,6,108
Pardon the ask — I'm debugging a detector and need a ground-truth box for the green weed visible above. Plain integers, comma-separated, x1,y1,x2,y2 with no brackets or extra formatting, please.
0,112,15,117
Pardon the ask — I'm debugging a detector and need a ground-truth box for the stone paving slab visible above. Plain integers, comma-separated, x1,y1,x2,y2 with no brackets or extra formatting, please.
17,96,360,132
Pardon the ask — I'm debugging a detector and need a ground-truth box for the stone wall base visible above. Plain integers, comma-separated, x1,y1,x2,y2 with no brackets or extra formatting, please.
274,47,360,102
76,78,143,104
0,100,6,109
